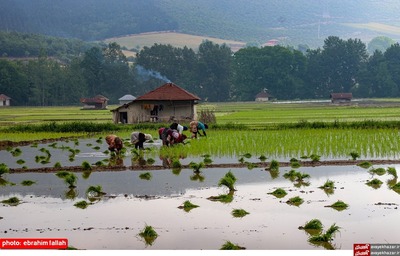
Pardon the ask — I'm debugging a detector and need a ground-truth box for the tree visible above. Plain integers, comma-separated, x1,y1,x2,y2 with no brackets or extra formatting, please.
367,36,396,54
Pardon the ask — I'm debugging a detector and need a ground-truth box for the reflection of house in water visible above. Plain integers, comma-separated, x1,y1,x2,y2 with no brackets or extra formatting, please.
111,83,200,124
80,95,109,110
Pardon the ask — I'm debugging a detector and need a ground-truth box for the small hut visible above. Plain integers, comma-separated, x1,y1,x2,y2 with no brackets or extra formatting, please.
255,90,270,102
112,83,200,124
330,93,352,104
80,95,109,109
0,94,11,107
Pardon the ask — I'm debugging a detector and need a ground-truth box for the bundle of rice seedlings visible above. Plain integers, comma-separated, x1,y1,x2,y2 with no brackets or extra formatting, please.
220,241,245,250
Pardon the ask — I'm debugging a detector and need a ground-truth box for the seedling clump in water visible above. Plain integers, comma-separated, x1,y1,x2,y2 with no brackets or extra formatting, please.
138,225,158,246
178,200,199,212
325,200,349,211
139,172,152,180
286,196,304,206
299,219,323,231
366,178,383,189
218,171,237,192
21,180,36,186
220,241,246,250
268,188,287,198
231,208,250,218
74,200,90,209
2,197,20,206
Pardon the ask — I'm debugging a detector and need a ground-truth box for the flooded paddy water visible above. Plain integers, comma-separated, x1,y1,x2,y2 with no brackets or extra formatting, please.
1,138,400,250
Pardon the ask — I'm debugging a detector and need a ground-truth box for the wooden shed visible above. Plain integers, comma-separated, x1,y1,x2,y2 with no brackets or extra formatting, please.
255,90,271,102
80,95,109,109
111,83,200,124
330,93,352,104
0,94,11,107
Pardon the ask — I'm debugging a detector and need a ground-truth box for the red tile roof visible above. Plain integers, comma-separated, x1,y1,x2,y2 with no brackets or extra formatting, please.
0,94,11,100
135,83,200,101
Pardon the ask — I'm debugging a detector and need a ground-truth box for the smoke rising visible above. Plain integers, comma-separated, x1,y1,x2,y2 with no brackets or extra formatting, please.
135,65,171,83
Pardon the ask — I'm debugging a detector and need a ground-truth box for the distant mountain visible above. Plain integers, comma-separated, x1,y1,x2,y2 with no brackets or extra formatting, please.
1,0,400,48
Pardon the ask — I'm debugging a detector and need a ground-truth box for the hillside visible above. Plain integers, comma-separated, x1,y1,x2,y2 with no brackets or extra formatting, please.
1,0,400,48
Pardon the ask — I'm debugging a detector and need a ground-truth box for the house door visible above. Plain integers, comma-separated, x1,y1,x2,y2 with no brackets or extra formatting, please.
119,112,128,124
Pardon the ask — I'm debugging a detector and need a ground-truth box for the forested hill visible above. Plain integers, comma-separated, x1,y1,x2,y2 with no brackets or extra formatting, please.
1,0,400,47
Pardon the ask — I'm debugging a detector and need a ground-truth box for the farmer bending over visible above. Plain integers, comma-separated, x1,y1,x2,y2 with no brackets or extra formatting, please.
105,134,123,154
189,121,208,139
131,131,153,150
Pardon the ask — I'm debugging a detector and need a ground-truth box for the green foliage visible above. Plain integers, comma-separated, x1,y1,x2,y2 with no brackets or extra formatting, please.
267,160,279,171
326,200,349,211
218,171,237,192
300,219,323,231
369,168,386,176
207,194,234,203
231,209,249,218
358,162,372,169
81,161,92,171
319,179,335,190
54,162,62,168
21,180,36,186
171,159,182,169
366,178,383,189
258,155,267,161
146,158,155,165
64,173,78,188
139,172,152,180
74,201,90,209
178,200,199,212
349,151,360,160
189,161,205,173
268,188,287,198
286,196,304,206
86,185,105,196
138,225,158,246
1,196,20,206
55,171,70,179
308,224,341,243
220,241,245,250
387,167,398,178
0,163,10,176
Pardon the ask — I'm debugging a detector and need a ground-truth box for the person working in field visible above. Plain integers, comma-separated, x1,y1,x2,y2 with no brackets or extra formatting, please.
169,122,188,134
130,131,153,150
158,127,187,146
105,134,123,154
189,120,208,139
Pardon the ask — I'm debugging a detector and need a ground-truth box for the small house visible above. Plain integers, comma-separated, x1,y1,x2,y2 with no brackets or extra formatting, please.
330,93,352,104
80,95,109,109
118,94,136,105
0,94,11,107
255,90,270,102
111,83,200,124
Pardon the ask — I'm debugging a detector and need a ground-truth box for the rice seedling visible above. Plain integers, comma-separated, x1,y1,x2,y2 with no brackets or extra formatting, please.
269,169,280,179
266,159,279,171
178,200,199,212
366,178,383,189
138,225,158,246
96,138,103,143
295,172,310,182
299,219,323,231
358,161,372,169
308,223,341,243
1,197,21,206
283,170,298,181
55,171,70,179
92,146,101,150
86,143,93,147
231,208,249,218
95,161,106,167
54,162,62,168
238,157,245,163
203,157,213,165
64,173,78,188
81,161,92,171
82,170,92,180
325,200,349,211
21,180,36,186
190,173,205,182
0,163,10,177
290,161,301,168
74,200,90,209
268,188,287,198
146,158,155,165
319,179,335,190
387,167,398,178
242,153,252,158
369,168,386,176
245,161,257,170
310,154,320,163
390,182,400,193
349,151,360,160
86,185,106,197
220,241,246,250
218,171,237,192
16,159,25,165
189,161,205,173
258,155,267,161
286,196,304,206
207,193,234,203
10,148,22,157
139,172,152,180
171,159,182,169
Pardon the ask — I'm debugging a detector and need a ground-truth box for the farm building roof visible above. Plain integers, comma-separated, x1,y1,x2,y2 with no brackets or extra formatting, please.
0,94,11,100
135,83,200,101
118,94,136,101
80,95,109,104
330,93,352,99
255,91,270,98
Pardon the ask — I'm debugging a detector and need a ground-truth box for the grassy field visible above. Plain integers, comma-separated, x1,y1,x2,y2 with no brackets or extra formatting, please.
104,31,246,54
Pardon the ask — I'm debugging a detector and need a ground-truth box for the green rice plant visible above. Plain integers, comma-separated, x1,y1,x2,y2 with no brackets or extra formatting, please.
64,173,78,188
358,161,372,169
82,170,92,180
171,159,182,169
146,158,155,165
81,161,92,171
283,170,298,181
319,179,335,190
55,171,70,179
299,219,323,231
65,188,77,200
387,167,398,178
295,172,310,182
308,223,341,243
266,160,279,171
86,143,93,147
1,197,20,206
242,153,252,158
54,162,62,168
390,182,400,192
286,196,304,206
258,155,267,161
369,168,386,176
74,200,90,209
21,180,36,186
16,159,25,165
238,157,245,163
268,188,287,198
220,241,245,250
0,163,10,177
231,208,249,218
325,200,349,211
290,161,301,168
349,151,360,160
139,172,152,180
190,173,205,182
96,138,103,144
366,178,383,189
310,154,320,163
207,193,234,203
86,185,106,197
95,161,106,167
245,162,257,170
178,200,199,212
138,225,158,246
92,146,101,150
203,157,213,165
10,148,22,157
218,171,237,192
189,161,205,173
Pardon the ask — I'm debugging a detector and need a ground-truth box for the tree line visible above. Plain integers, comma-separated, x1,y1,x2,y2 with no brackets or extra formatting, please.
1,35,400,106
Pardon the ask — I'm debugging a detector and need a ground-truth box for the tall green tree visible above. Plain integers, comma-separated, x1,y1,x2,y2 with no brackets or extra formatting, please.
0,60,28,105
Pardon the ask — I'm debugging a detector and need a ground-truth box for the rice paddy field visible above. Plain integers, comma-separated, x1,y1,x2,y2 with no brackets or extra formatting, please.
1,100,400,253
